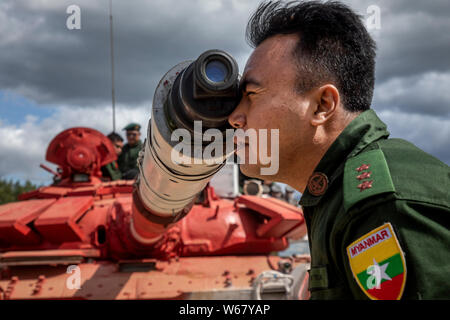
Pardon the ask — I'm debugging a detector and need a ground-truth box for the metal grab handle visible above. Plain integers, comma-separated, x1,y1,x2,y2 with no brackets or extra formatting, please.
252,270,294,300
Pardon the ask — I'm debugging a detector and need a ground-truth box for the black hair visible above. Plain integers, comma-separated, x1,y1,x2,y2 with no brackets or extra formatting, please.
246,0,376,112
107,132,123,143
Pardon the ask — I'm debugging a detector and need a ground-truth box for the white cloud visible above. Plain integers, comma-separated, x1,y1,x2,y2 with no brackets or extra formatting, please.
377,109,450,164
374,71,450,115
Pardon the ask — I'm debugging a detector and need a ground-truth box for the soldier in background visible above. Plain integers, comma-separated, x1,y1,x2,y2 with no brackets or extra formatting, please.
101,132,123,181
118,123,143,180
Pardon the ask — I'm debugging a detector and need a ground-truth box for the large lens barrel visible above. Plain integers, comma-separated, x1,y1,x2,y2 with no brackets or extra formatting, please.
166,50,240,132
134,50,239,232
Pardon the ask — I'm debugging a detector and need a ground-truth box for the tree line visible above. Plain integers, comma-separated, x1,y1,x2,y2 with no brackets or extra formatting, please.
0,179,38,205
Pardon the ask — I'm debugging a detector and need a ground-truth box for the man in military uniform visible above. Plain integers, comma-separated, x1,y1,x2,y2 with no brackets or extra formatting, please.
228,1,449,299
101,132,123,181
118,123,143,180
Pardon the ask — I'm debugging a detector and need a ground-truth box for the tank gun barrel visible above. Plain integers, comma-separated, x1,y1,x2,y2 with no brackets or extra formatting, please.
130,50,240,243
39,163,61,178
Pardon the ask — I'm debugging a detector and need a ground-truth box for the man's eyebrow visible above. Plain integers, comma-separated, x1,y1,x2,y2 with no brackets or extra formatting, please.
240,77,262,91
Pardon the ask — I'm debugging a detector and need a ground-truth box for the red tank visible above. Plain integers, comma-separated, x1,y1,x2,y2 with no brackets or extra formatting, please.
0,127,310,300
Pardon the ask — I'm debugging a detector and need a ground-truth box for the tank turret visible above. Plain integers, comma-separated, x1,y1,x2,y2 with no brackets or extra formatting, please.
45,127,117,185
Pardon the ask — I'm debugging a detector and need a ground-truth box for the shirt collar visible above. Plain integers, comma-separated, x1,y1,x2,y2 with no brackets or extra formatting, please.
299,109,390,207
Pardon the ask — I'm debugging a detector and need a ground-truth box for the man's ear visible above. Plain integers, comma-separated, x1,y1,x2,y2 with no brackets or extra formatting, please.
310,84,340,127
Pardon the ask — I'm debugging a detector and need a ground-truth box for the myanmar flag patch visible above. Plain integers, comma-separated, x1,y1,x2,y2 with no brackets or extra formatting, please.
346,223,407,300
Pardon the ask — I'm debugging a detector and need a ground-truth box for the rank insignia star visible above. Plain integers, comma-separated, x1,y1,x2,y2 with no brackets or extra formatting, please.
357,180,373,191
357,171,372,180
356,164,370,172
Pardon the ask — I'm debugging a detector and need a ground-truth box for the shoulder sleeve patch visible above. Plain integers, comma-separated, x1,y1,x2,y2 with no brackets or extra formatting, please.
346,223,407,300
343,149,395,212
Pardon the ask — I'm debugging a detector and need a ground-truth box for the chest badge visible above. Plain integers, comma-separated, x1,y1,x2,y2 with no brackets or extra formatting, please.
346,223,407,300
307,172,328,196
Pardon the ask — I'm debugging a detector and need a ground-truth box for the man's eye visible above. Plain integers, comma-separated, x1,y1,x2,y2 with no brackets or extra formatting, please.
246,91,255,96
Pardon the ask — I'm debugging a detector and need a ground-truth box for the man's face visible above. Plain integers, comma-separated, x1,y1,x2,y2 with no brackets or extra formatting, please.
126,130,140,146
228,34,316,181
113,140,123,156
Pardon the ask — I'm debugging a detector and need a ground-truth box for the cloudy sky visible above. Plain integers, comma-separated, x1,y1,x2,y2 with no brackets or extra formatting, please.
0,0,449,185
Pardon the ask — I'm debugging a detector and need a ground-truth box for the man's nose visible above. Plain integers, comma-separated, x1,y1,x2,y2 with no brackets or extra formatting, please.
228,103,246,129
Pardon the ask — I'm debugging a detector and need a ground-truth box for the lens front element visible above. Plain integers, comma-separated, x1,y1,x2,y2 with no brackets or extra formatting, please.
205,60,228,83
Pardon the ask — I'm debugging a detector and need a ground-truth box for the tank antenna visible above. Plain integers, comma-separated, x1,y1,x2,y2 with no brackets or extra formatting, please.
109,0,116,132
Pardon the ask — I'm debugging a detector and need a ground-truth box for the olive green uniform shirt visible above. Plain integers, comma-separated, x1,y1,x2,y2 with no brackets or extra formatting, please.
300,110,450,300
101,160,122,181
118,140,142,174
